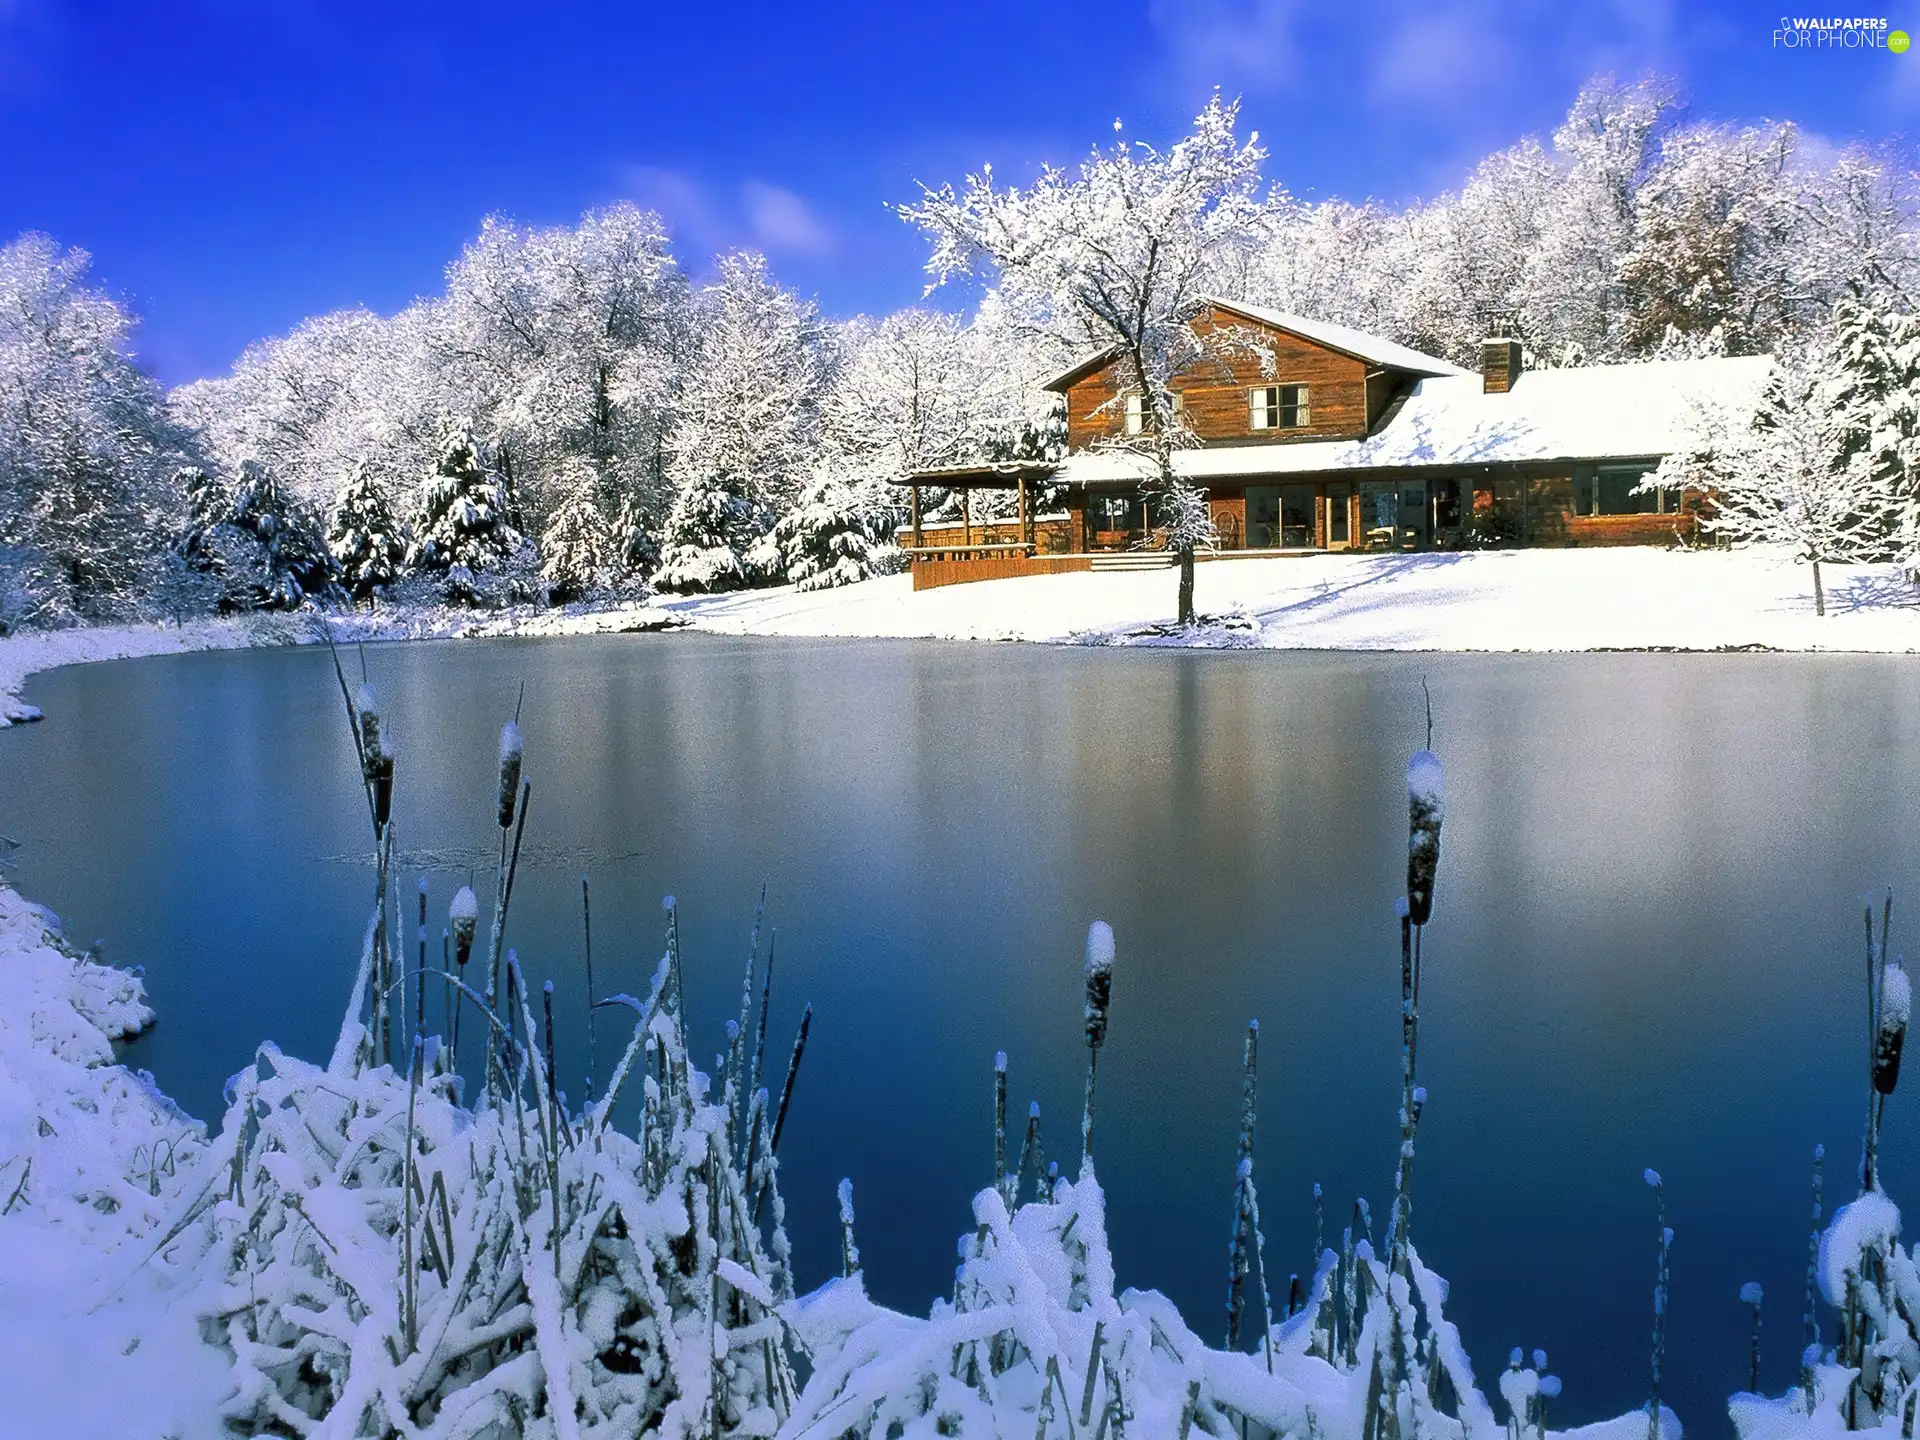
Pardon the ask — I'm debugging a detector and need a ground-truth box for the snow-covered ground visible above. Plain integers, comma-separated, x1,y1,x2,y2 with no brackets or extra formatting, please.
665,545,1920,651
3,547,1917,730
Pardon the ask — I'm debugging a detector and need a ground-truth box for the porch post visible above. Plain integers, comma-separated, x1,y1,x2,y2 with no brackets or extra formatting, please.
910,484,923,548
962,488,973,549
1018,474,1031,549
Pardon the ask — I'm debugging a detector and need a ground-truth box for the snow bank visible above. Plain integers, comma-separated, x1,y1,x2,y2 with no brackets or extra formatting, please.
0,883,228,1438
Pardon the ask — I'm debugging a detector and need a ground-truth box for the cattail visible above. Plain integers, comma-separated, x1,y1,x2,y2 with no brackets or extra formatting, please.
450,886,478,970
497,722,523,829
837,1177,860,1276
1406,750,1444,927
1875,963,1910,1095
1081,921,1115,1168
356,684,381,766
1084,921,1115,1050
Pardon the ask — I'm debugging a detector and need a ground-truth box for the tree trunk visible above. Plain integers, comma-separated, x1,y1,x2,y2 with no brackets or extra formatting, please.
1177,545,1195,625
1813,557,1826,618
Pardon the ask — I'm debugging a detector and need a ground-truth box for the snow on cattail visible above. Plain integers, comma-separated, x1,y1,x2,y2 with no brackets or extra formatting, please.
1406,749,1444,927
1084,921,1115,1051
450,886,478,968
356,684,381,761
497,722,524,829
1875,962,1910,1095
1741,1281,1763,1306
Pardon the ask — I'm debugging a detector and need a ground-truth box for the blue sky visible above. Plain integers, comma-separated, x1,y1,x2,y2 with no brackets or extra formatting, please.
0,0,1914,386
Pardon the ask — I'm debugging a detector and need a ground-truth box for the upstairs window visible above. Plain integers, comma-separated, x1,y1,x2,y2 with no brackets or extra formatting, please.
1124,391,1182,435
1250,384,1310,431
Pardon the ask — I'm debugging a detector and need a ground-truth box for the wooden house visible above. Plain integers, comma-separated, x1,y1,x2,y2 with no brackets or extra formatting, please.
893,298,1770,589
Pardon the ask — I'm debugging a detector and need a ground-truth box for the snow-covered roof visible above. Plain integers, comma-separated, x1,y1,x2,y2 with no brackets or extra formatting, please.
1196,298,1471,379
1058,354,1773,486
1039,297,1469,392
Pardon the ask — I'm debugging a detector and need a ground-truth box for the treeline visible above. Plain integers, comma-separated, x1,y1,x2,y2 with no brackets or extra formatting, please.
0,77,1913,630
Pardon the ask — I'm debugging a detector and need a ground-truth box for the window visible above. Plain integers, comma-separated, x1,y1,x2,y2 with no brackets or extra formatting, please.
1577,463,1675,516
1250,384,1310,430
1124,392,1181,435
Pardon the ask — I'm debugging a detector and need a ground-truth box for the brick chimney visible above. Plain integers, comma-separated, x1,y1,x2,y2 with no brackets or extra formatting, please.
1481,332,1522,394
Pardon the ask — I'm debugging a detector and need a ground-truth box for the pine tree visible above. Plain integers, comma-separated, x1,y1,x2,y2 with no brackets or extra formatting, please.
1825,294,1920,572
768,474,893,591
228,460,339,609
538,489,615,603
652,475,757,592
408,424,522,602
327,461,407,602
611,488,659,582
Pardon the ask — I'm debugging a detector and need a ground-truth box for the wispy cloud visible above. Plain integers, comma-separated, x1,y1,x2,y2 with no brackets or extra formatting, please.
740,181,837,256
614,165,840,264
1148,0,1307,98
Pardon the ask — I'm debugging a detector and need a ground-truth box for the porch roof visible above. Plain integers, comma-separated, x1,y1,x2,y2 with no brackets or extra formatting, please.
894,460,1058,490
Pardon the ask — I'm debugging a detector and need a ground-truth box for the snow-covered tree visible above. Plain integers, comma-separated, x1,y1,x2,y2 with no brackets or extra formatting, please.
407,423,524,603
1823,294,1920,576
538,468,617,603
904,95,1269,623
326,460,407,602
1680,354,1888,615
768,471,896,591
653,471,758,592
654,252,825,592
0,234,198,628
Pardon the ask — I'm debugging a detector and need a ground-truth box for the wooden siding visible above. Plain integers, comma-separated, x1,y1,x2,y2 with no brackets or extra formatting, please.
911,552,1092,590
1063,309,1373,451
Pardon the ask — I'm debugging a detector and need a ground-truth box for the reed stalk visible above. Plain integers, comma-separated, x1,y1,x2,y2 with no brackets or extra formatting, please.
1645,1169,1670,1440
770,1005,812,1156
995,1051,1010,1209
581,874,595,1102
1740,1282,1763,1394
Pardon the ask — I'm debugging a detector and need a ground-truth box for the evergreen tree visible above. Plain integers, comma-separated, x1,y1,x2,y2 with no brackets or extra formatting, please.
326,461,407,602
538,487,615,603
1825,294,1920,571
769,474,893,591
408,424,522,602
612,488,659,582
227,460,339,609
652,474,757,592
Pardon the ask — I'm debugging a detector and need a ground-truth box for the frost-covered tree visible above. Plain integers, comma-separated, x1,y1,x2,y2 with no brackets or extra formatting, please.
408,424,523,603
0,234,198,628
1681,355,1888,615
904,96,1268,623
326,460,407,602
1823,295,1920,576
654,252,825,591
538,466,617,603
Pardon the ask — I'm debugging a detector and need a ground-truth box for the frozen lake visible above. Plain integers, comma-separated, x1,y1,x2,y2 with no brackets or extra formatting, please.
4,634,1919,1433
